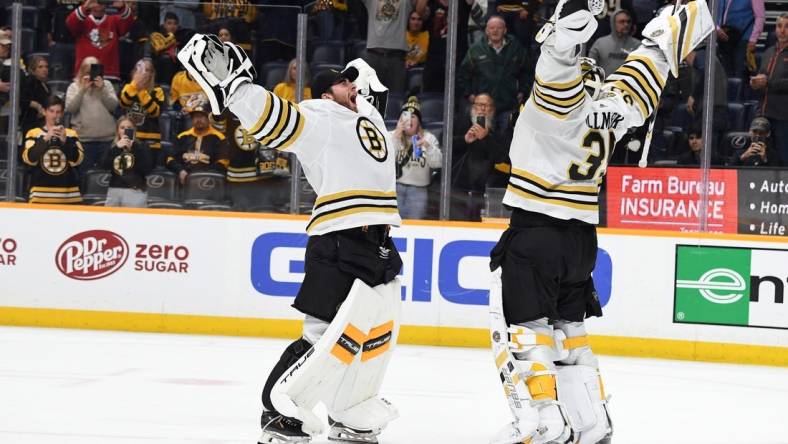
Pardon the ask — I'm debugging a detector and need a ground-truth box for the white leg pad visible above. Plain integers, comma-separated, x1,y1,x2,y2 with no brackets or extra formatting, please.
557,365,612,444
326,279,401,431
269,278,401,436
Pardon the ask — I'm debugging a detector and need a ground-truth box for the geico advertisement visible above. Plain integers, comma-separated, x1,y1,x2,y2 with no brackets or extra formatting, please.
249,225,614,325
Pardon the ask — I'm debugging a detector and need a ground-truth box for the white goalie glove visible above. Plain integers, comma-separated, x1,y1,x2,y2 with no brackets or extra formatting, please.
177,33,256,115
344,58,390,118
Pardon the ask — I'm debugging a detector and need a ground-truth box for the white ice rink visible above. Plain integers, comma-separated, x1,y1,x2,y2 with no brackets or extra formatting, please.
2,326,787,444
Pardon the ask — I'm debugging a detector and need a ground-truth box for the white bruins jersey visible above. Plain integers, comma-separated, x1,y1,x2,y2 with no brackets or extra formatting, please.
229,83,401,235
505,44,668,224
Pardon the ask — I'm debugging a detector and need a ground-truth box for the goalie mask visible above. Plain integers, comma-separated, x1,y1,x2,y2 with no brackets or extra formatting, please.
344,58,390,118
580,57,605,100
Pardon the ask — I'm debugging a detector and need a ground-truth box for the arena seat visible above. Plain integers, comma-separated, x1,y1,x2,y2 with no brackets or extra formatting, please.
260,61,289,90
721,131,750,159
146,167,179,203
726,103,745,132
311,41,345,65
182,171,226,207
81,169,111,204
727,77,742,102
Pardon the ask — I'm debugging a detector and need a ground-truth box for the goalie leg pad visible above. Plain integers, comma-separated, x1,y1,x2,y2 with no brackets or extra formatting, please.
326,278,401,431
641,0,714,76
271,279,401,435
489,269,572,444
177,33,256,115
556,365,612,444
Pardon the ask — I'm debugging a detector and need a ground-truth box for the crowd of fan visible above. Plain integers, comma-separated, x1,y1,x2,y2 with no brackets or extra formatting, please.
0,0,785,220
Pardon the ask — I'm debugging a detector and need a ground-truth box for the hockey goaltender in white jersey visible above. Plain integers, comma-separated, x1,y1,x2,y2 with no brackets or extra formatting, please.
179,36,404,444
489,0,713,443
227,71,401,235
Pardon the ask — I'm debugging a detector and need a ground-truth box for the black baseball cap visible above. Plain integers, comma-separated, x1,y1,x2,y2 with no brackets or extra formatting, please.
312,66,359,98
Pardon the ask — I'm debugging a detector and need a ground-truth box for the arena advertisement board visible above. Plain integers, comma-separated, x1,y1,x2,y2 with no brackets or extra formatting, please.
1,204,788,364
605,167,738,233
674,245,788,330
736,169,788,236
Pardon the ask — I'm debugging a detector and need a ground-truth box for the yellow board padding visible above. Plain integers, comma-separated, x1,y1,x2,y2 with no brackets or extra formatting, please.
2,306,788,367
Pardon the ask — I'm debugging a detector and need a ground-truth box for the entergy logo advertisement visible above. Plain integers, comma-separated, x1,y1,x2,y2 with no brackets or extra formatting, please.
674,245,788,329
56,230,129,280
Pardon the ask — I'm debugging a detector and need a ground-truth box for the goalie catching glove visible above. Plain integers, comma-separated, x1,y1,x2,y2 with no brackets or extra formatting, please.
177,33,256,115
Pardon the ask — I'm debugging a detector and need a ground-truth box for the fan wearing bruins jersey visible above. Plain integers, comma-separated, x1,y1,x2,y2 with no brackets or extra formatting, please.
224,115,291,212
166,104,228,184
119,59,165,163
178,34,402,443
22,95,84,204
487,0,713,443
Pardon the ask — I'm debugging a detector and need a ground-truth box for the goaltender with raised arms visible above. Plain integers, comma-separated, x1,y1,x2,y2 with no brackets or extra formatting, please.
487,0,714,443
178,35,402,444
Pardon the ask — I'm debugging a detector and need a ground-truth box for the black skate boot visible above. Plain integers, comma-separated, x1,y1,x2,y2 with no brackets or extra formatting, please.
327,417,381,443
258,411,310,444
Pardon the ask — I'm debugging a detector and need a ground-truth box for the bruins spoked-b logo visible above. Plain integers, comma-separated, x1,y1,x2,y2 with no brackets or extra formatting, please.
356,117,387,162
42,148,68,175
234,127,260,151
113,153,134,175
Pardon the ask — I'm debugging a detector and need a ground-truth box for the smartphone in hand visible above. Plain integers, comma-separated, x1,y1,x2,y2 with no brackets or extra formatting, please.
476,115,486,128
90,63,104,81
124,127,135,141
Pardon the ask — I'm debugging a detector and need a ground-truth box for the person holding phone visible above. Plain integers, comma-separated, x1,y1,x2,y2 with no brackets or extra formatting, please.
22,95,84,204
390,96,442,219
731,117,781,166
100,116,153,207
119,58,165,165
66,56,119,172
452,93,510,220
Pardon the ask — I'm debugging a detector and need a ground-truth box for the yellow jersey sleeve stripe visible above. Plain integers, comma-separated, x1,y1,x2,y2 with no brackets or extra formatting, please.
533,87,585,108
314,189,397,207
248,90,274,136
534,74,582,91
611,80,649,117
510,168,599,193
625,55,666,88
506,185,599,211
260,97,292,146
275,107,305,151
614,67,659,110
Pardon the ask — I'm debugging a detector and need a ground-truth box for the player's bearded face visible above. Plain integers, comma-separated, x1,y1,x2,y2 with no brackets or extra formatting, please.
328,80,358,112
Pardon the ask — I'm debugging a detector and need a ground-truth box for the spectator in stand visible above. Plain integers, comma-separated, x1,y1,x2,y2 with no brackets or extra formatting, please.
119,58,164,164
677,129,722,166
750,13,788,164
217,27,233,43
421,0,475,93
44,0,81,45
391,96,442,219
451,93,510,221
587,10,640,78
589,0,634,44
731,117,781,166
223,114,291,212
312,0,348,41
20,56,51,137
66,56,118,171
167,102,227,186
362,0,428,95
148,12,182,85
0,28,19,133
406,10,429,70
495,0,539,48
273,59,312,102
22,95,84,204
687,48,728,157
159,0,200,33
202,0,257,53
716,0,765,78
169,69,203,112
458,15,531,128
66,0,135,82
100,116,153,207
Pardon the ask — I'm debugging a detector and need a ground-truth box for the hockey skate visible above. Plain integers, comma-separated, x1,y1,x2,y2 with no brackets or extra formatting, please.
491,399,573,444
177,33,256,115
327,417,382,443
258,411,311,444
